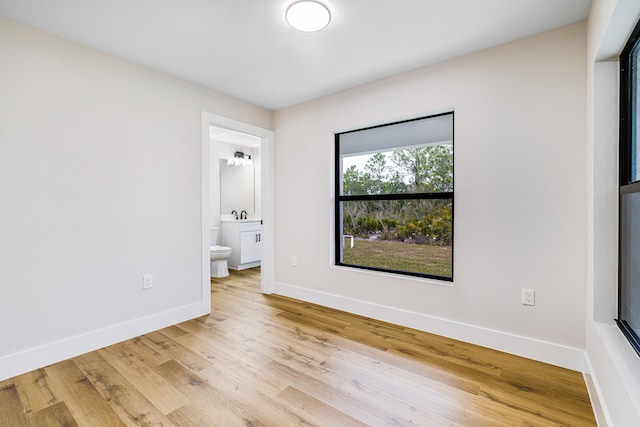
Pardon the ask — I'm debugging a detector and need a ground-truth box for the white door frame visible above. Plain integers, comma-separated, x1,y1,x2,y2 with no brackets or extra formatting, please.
201,111,274,295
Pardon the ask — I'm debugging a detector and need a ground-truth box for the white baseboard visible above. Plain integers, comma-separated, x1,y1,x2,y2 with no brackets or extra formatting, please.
271,281,586,372
0,301,210,381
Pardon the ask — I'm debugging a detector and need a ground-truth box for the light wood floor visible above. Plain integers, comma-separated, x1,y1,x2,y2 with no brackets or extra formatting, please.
1,269,596,426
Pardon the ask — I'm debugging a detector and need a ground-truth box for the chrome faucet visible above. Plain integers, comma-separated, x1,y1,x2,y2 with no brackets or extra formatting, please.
240,210,248,220
231,210,238,220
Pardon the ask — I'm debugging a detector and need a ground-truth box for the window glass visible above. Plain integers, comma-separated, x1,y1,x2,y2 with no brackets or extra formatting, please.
340,199,453,278
618,18,640,356
620,189,640,334
335,113,454,280
341,145,453,195
632,39,640,182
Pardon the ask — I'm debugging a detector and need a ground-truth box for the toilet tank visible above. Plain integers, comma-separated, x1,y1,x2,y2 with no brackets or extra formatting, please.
210,227,219,246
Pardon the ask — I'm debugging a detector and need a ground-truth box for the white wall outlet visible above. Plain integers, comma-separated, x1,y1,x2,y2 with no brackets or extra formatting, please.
143,275,153,290
522,288,535,306
291,256,297,267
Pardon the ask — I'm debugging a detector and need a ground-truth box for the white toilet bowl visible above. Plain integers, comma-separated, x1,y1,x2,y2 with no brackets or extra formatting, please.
210,245,232,278
210,227,232,278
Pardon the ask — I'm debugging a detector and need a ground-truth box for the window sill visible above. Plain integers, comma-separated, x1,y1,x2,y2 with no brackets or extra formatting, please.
331,263,454,287
593,322,640,422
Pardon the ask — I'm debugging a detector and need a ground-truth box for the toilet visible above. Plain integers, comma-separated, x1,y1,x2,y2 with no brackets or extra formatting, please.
210,227,232,278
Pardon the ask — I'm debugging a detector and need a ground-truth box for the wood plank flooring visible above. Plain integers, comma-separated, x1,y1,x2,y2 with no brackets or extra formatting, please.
1,269,596,426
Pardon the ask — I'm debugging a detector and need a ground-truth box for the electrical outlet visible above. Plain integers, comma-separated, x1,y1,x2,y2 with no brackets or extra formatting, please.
143,275,153,290
291,256,297,267
522,288,535,306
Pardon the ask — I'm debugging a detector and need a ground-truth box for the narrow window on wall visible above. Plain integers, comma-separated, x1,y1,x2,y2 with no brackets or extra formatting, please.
618,17,640,356
335,112,454,281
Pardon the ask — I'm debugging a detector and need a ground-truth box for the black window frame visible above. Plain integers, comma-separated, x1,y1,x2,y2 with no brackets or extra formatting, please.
334,112,454,281
618,17,640,357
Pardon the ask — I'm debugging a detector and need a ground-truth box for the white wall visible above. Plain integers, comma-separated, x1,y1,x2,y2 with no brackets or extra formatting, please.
586,0,640,425
0,16,271,380
272,23,587,369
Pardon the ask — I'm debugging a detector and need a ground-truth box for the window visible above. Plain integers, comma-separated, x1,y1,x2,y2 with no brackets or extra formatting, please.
335,112,454,280
618,18,640,356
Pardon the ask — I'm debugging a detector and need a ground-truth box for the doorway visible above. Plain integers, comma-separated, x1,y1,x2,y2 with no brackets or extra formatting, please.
201,112,274,296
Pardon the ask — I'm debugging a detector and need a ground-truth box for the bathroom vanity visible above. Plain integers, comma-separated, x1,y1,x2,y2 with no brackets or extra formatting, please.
221,220,262,270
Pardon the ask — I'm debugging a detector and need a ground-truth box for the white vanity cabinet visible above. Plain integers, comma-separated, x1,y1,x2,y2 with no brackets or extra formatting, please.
221,220,261,270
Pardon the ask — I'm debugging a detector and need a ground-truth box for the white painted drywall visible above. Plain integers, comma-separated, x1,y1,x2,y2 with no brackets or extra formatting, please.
0,16,271,380
272,23,587,367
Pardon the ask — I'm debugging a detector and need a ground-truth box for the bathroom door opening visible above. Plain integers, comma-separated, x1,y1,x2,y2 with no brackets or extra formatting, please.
201,111,274,296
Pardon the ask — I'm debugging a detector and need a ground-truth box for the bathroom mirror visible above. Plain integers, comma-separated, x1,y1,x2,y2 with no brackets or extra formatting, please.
220,160,255,216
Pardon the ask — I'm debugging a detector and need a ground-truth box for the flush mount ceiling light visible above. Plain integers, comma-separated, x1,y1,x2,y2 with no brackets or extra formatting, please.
286,1,331,32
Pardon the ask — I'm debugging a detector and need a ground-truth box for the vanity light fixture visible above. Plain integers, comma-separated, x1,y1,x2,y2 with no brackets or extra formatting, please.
286,1,331,32
227,151,252,167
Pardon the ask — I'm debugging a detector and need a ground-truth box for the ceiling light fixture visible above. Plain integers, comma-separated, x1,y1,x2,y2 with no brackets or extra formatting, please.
286,1,331,32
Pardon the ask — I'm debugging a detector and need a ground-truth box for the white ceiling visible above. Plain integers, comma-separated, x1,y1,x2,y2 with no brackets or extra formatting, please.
0,0,592,111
